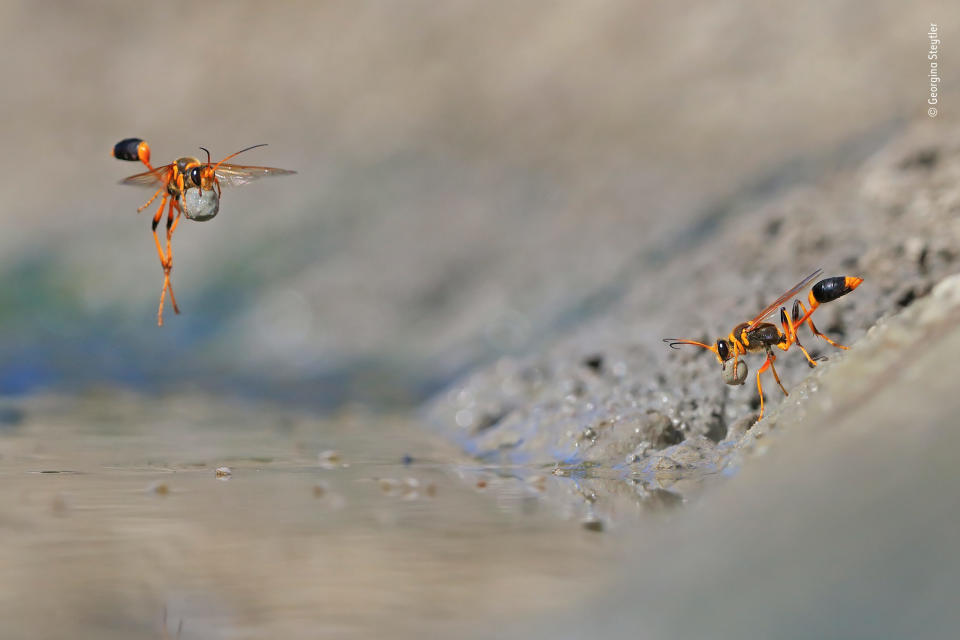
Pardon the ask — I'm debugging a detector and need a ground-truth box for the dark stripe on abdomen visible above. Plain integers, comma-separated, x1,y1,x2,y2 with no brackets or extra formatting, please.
812,276,853,303
113,138,143,161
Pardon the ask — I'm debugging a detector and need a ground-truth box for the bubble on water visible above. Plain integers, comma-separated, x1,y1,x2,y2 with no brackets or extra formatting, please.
456,388,474,406
455,409,475,429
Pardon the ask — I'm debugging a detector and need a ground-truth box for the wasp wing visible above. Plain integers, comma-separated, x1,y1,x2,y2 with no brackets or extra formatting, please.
118,165,174,188
746,268,823,328
213,164,297,187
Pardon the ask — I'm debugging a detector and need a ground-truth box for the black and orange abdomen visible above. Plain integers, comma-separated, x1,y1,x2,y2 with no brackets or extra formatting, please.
811,276,863,304
113,137,147,162
795,275,863,326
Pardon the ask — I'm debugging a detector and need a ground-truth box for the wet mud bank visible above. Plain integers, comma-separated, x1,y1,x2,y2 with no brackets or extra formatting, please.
512,259,960,640
426,122,960,509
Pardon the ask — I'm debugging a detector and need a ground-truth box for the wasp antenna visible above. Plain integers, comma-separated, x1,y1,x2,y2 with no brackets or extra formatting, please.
212,144,270,173
235,143,268,155
662,338,713,351
199,146,211,165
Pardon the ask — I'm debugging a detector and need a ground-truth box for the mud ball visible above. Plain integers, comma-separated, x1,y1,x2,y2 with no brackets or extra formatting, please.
722,358,748,386
181,187,220,221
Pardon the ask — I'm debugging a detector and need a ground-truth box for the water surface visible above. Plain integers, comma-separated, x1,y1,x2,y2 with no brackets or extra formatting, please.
0,393,632,639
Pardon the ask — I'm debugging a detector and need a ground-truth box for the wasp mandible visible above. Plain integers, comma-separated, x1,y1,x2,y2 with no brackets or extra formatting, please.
113,138,296,326
663,269,863,420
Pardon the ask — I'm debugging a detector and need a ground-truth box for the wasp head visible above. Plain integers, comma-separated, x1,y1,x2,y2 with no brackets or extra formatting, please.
188,146,218,191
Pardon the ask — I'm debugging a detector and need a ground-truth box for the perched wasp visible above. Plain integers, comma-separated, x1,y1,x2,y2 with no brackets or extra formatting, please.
113,138,296,326
663,269,863,420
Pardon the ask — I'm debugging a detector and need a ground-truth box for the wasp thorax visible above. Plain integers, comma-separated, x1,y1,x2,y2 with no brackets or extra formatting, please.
181,187,219,221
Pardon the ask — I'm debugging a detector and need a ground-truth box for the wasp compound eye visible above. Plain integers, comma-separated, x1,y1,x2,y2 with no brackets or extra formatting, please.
190,167,202,187
716,340,730,361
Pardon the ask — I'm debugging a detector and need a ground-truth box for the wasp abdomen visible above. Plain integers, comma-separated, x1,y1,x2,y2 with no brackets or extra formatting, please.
113,138,145,161
812,276,863,303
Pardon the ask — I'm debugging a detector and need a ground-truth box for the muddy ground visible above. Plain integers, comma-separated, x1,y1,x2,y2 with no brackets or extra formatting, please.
427,122,960,500
515,266,960,640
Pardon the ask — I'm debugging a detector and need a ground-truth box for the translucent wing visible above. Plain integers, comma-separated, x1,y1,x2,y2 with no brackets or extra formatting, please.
747,268,823,327
213,164,297,187
118,165,174,188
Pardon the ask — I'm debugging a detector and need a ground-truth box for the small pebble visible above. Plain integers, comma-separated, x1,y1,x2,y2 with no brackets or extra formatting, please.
147,481,170,496
722,358,748,386
51,493,69,516
378,478,401,494
526,475,547,492
318,450,342,469
582,518,605,532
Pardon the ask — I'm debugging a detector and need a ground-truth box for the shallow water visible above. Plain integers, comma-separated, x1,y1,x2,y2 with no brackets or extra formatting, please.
0,393,636,639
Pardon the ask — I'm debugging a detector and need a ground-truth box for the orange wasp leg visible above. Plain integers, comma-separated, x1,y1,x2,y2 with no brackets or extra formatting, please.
792,276,863,349
778,307,819,368
164,181,183,262
138,185,165,213
151,194,170,267
161,173,188,319
165,198,182,315
793,300,849,350
156,197,182,326
767,353,788,396
755,352,788,421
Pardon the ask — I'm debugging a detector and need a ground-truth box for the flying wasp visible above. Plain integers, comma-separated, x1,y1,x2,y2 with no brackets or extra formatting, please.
663,269,863,420
113,138,296,326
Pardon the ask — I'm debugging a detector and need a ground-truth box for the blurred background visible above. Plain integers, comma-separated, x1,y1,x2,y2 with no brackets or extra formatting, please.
3,2,959,639
2,0,953,409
